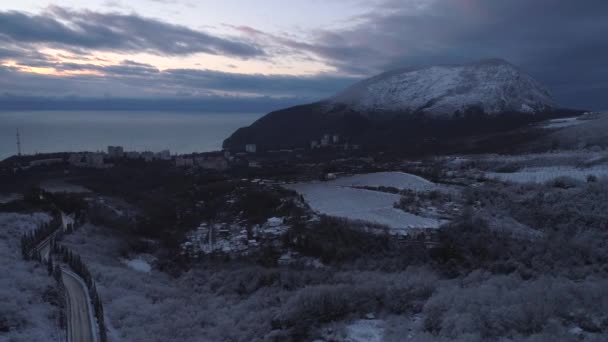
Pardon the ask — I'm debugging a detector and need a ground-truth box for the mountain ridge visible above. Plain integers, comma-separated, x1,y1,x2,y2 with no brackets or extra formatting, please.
326,58,556,116
224,59,571,153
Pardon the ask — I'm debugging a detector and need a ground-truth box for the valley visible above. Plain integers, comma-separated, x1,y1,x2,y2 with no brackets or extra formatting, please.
3,110,608,340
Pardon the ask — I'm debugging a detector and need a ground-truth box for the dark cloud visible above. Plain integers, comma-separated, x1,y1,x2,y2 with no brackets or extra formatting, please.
0,6,264,58
0,61,357,104
1,1,607,110
264,0,608,109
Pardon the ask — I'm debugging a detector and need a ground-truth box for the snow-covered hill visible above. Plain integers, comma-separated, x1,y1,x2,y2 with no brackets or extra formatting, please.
328,59,556,116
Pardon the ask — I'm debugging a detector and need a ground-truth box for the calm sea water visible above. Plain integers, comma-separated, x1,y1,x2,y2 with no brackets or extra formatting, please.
0,111,262,160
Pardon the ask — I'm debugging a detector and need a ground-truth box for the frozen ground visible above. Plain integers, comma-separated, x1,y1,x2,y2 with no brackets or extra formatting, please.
487,165,608,183
0,212,61,341
40,181,91,193
447,151,607,169
327,172,438,191
287,182,441,232
342,319,384,342
123,258,152,273
0,192,22,203
541,117,586,129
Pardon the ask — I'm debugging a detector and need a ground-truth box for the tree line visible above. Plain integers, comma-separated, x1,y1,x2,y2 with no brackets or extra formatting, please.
19,194,108,342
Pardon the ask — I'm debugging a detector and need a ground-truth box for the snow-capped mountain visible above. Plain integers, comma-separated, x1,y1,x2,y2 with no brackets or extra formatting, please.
224,58,573,152
328,59,556,116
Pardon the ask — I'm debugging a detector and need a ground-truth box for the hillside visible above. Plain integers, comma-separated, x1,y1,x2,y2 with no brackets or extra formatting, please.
328,58,555,116
224,59,573,153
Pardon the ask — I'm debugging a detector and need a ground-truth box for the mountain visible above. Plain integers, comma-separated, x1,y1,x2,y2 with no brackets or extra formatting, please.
327,58,556,116
224,59,568,153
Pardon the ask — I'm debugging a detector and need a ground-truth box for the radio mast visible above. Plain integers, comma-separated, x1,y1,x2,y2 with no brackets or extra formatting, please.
16,128,22,156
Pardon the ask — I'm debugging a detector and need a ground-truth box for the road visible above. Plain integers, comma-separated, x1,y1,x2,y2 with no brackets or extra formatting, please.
36,212,72,261
62,268,99,342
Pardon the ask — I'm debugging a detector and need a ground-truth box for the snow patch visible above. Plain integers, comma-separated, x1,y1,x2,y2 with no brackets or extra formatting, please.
343,319,384,342
40,181,91,193
542,117,586,129
487,165,608,183
327,171,437,191
123,258,152,273
0,192,22,204
329,59,555,116
286,182,441,232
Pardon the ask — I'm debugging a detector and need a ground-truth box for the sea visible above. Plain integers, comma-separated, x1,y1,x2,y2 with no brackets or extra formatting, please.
0,111,262,160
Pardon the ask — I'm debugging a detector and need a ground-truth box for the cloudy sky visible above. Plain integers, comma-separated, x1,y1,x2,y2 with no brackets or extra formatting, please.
1,0,607,111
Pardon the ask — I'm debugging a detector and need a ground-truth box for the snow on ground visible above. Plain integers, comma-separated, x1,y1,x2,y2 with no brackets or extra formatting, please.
0,211,52,233
327,171,438,191
287,182,441,232
123,258,152,273
342,319,385,342
0,192,22,203
0,212,61,341
542,117,586,129
487,165,608,183
40,180,91,193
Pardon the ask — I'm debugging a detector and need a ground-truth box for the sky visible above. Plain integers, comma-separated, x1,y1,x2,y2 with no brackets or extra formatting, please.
1,0,607,111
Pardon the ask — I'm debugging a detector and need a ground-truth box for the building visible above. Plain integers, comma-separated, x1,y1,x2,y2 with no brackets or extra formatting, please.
310,140,319,149
107,146,124,158
126,151,141,159
157,150,171,160
141,151,155,162
245,144,257,153
85,153,105,167
69,153,84,165
175,157,194,168
332,134,340,144
197,156,228,170
321,134,331,146
248,160,261,168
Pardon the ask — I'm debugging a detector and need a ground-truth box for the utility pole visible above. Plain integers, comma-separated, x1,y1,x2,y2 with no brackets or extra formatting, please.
16,128,22,156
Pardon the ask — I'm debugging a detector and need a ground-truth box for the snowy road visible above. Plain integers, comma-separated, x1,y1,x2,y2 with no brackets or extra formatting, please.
62,268,98,342
36,212,72,261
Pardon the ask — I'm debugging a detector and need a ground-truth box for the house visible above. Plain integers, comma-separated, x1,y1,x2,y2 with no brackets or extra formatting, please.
248,160,261,168
126,151,141,159
69,153,84,165
197,156,229,170
321,134,331,146
175,157,194,167
157,150,171,160
141,151,155,162
245,144,257,153
85,153,105,167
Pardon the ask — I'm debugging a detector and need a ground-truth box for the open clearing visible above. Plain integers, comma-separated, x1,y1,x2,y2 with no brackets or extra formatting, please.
287,173,442,233
487,165,608,183
326,171,438,191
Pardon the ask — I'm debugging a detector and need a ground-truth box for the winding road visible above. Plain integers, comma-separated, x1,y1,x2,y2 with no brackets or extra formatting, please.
62,268,99,342
33,212,99,342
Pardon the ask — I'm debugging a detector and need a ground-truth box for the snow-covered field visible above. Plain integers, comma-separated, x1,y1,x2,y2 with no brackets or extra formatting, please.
341,319,385,342
542,117,586,129
287,181,441,232
40,181,91,193
0,192,22,203
122,258,152,273
0,212,61,341
329,59,554,115
327,171,438,191
487,165,608,183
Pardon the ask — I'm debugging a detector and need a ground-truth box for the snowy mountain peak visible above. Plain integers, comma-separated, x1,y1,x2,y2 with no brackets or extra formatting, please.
328,59,556,116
